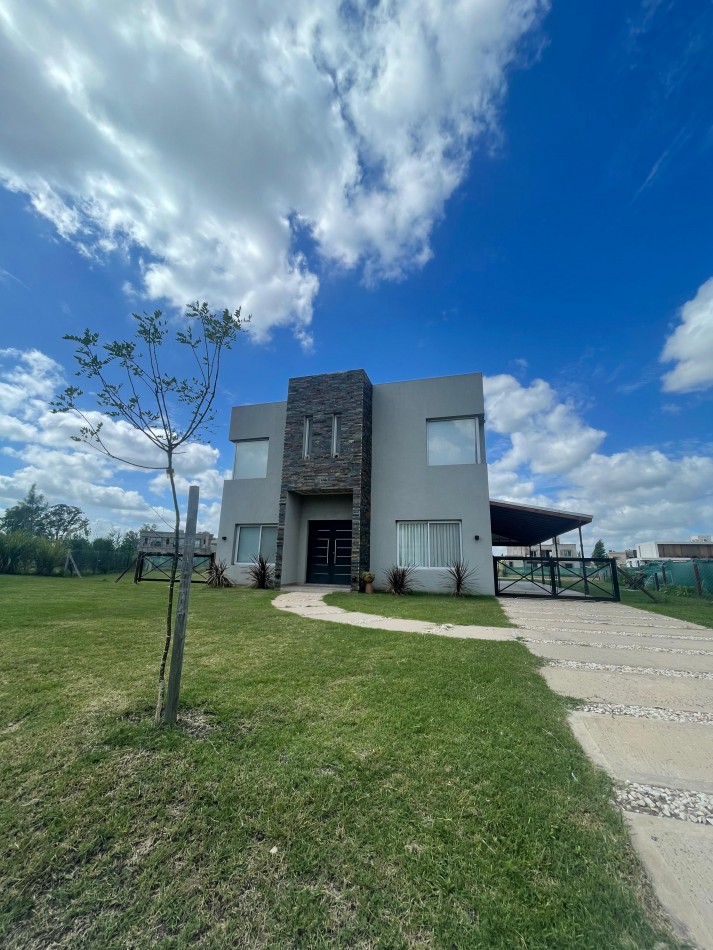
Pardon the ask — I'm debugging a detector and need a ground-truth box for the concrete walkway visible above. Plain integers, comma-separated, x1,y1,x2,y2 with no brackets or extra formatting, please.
275,588,713,949
498,596,713,950
273,587,516,641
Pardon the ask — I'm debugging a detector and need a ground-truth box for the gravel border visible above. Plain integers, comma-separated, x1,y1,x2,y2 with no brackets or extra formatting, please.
548,659,713,679
523,637,713,656
615,781,713,824
578,703,713,724
521,626,713,641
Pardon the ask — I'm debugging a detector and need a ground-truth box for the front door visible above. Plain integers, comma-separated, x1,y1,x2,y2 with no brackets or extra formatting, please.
306,520,352,585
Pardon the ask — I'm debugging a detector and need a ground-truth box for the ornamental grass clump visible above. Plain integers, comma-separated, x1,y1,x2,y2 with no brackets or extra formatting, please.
445,559,477,596
248,553,274,589
206,559,234,588
385,564,419,595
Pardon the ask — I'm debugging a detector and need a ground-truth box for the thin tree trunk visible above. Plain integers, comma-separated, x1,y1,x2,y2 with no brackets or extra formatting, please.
154,448,181,725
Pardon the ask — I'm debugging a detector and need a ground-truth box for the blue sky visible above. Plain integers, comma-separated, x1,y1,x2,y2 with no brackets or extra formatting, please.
1,0,712,550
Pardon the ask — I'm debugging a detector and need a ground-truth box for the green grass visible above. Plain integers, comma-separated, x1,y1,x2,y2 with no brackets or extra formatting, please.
324,591,513,627
621,588,713,628
0,575,683,949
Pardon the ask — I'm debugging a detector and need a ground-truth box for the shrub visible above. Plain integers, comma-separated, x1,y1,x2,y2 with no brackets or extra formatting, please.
34,537,68,576
444,559,476,596
662,584,696,598
206,559,234,588
0,532,35,574
385,564,419,596
248,554,274,590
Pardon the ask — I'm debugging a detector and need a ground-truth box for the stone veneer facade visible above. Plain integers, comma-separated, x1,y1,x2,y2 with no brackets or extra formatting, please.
273,369,373,590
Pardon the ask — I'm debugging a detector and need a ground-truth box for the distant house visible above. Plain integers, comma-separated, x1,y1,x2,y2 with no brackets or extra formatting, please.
628,538,713,565
505,539,579,567
139,530,215,556
216,370,494,592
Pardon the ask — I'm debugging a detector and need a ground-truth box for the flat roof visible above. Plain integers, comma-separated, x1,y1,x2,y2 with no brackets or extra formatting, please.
490,499,592,546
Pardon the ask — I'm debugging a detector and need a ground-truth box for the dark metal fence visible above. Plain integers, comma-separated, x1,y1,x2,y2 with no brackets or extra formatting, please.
134,551,215,583
493,557,620,601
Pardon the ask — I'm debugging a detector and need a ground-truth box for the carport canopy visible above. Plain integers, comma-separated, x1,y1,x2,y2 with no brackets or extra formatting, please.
489,499,592,547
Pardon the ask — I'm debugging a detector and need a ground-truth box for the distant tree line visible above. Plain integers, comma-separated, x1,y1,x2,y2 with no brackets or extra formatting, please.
0,485,144,576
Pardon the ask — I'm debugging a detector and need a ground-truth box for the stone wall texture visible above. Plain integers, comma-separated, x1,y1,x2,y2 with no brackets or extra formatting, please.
274,370,373,590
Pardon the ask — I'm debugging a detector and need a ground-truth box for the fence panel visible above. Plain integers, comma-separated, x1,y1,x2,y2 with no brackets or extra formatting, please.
493,557,619,601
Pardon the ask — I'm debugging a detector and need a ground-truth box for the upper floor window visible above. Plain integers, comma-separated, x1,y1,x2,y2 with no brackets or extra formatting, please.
234,439,269,479
303,416,313,458
331,413,342,456
427,417,481,466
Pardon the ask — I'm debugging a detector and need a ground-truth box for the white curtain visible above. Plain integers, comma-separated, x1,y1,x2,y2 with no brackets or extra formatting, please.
429,522,460,566
398,522,428,566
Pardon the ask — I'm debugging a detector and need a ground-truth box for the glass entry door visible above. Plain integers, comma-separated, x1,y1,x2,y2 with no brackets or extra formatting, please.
306,520,352,585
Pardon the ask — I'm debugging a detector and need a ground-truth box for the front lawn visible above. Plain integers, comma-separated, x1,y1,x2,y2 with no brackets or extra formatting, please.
0,576,680,948
621,589,713,629
324,590,513,627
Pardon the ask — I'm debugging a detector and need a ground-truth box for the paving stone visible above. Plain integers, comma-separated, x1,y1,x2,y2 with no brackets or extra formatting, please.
542,667,713,711
624,813,713,949
527,640,713,673
569,712,713,793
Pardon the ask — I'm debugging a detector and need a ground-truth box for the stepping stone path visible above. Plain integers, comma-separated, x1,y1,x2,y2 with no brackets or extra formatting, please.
500,597,713,949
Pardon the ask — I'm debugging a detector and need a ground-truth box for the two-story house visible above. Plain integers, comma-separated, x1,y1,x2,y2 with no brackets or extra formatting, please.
216,369,495,593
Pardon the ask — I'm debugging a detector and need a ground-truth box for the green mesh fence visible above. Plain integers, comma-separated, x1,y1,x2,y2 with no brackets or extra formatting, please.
635,559,713,595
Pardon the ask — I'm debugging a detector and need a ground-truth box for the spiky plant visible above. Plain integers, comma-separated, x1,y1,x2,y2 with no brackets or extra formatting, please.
206,558,234,588
385,564,419,596
33,537,68,576
0,532,35,575
445,559,477,596
247,553,274,590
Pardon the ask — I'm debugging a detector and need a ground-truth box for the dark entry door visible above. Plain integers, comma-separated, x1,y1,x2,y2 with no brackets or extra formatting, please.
306,521,352,585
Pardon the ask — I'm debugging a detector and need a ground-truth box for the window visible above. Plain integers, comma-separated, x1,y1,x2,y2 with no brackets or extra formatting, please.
234,524,278,564
427,417,481,465
303,416,313,458
331,413,342,456
397,521,461,567
234,439,269,479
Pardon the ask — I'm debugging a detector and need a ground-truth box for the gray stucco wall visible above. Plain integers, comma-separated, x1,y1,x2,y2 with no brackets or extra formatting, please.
217,401,286,584
369,373,494,594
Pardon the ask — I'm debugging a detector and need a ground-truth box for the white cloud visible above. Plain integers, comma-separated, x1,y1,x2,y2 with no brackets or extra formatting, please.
484,374,605,474
0,0,547,342
0,348,226,533
661,276,713,393
484,374,713,549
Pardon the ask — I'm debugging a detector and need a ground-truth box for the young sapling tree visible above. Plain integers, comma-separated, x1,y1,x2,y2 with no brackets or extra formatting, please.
53,302,247,724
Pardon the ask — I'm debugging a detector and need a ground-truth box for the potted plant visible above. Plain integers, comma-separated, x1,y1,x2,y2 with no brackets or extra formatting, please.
361,570,375,594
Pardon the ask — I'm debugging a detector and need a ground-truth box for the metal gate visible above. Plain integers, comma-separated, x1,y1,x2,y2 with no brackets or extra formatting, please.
493,556,620,601
134,552,215,583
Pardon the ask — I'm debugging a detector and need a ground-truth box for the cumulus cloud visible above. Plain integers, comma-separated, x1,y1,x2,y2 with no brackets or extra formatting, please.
0,0,547,342
660,276,713,393
0,348,225,533
484,374,713,548
484,374,605,474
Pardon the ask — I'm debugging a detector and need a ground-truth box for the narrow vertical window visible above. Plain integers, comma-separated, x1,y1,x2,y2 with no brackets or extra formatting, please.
331,413,342,456
303,416,313,458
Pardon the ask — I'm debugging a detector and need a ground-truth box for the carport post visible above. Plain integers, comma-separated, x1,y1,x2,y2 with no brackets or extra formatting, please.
578,525,584,558
578,525,589,596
